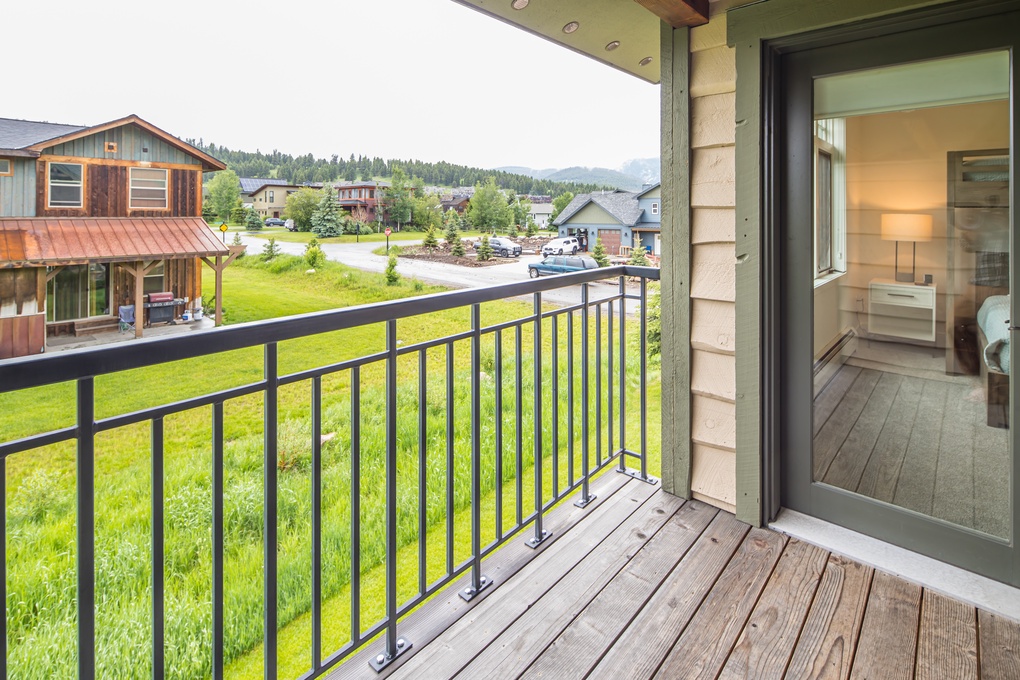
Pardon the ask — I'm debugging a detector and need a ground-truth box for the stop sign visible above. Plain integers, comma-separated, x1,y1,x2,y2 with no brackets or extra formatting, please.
385,228,392,236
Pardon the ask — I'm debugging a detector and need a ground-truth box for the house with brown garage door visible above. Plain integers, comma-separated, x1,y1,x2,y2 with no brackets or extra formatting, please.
0,114,240,359
553,183,660,255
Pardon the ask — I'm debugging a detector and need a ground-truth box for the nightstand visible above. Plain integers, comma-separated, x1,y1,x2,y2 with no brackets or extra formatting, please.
868,278,936,342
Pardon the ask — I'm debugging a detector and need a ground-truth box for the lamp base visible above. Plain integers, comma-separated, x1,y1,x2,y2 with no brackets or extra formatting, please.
895,272,914,283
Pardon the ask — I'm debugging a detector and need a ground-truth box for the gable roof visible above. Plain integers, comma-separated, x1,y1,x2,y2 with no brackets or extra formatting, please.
240,177,291,194
554,191,644,227
636,182,661,198
0,114,225,171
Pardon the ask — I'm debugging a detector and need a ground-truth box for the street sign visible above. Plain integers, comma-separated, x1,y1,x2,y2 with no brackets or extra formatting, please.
385,228,392,236
219,223,228,232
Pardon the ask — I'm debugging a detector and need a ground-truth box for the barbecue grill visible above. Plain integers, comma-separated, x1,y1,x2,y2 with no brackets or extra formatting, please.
144,292,184,326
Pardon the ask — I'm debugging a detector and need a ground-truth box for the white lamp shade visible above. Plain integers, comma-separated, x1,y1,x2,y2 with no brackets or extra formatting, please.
881,213,933,242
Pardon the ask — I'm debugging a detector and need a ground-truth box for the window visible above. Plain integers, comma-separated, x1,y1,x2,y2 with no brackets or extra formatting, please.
0,158,11,176
813,119,846,279
144,261,165,294
269,190,275,203
129,167,168,209
48,162,83,208
651,202,659,215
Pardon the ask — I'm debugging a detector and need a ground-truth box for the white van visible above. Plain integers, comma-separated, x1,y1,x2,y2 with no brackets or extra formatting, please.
541,236,580,256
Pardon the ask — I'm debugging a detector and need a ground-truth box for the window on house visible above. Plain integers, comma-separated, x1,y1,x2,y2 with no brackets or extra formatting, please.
144,261,165,294
813,119,846,279
48,162,83,208
651,202,659,215
269,191,274,203
129,168,168,209
0,159,11,176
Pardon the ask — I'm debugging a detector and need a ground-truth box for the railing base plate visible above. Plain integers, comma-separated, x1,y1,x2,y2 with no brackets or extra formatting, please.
525,529,551,549
459,574,492,602
574,494,598,509
368,638,413,672
617,467,659,485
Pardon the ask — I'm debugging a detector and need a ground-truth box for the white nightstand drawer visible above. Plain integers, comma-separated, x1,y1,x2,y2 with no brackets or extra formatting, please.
869,283,935,309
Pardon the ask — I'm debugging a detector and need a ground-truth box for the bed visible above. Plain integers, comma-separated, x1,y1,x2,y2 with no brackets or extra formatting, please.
977,295,1010,428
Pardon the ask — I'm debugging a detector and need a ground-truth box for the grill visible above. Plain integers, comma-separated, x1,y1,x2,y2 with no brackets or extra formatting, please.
143,292,184,326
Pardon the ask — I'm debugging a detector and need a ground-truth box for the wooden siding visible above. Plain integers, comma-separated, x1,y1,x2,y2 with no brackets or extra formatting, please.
0,158,38,217
0,268,46,358
35,163,201,218
110,258,198,305
688,2,738,511
42,124,203,166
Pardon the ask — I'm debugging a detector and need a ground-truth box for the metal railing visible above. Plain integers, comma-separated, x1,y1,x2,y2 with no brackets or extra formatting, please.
0,265,659,679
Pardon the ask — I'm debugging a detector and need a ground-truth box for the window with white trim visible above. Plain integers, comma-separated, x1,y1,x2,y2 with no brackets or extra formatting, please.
269,190,275,203
0,159,11,176
651,202,659,215
813,118,846,279
48,162,83,208
129,167,168,209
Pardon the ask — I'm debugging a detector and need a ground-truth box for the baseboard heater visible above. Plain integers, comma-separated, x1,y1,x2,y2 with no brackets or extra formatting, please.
814,328,857,394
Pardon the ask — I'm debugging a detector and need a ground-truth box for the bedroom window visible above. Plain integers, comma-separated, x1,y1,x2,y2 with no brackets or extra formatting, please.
48,162,83,208
129,167,168,209
813,118,846,280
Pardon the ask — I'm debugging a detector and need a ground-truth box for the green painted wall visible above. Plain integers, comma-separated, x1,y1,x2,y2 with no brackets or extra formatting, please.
42,125,201,166
0,158,38,217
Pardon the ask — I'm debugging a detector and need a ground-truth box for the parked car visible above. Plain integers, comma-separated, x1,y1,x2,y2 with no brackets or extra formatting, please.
541,236,580,256
487,237,522,257
284,219,297,231
528,255,599,278
264,217,286,227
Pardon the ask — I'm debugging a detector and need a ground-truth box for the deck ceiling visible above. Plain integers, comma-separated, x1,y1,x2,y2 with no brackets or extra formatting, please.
451,0,695,84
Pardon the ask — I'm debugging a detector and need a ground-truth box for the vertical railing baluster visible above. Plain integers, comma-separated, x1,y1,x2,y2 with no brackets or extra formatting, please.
640,277,649,480
596,303,602,467
311,377,322,671
494,331,503,540
576,285,596,508
264,344,278,680
618,276,627,472
371,320,411,670
567,311,574,486
152,417,165,680
212,402,224,680
515,326,523,526
528,293,550,547
351,368,361,647
418,350,427,597
608,298,615,464
0,454,5,680
77,377,96,680
461,305,490,600
445,342,454,577
551,314,559,497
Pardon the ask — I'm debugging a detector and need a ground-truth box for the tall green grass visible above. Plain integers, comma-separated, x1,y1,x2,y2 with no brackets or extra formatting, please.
1,254,659,678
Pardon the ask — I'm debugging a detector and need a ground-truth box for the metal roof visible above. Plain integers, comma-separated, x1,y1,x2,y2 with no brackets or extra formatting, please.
0,217,229,268
239,177,290,194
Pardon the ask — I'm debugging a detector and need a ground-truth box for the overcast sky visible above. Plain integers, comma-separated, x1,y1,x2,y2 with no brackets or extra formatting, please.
5,0,660,171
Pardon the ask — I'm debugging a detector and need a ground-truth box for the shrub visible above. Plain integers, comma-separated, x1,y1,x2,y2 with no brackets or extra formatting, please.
385,253,400,285
230,204,246,224
476,234,493,261
591,238,610,267
526,220,538,237
444,221,459,245
261,237,282,261
647,283,662,357
305,246,325,269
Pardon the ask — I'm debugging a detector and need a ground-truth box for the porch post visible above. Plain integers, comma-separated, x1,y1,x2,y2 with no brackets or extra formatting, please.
134,262,145,339
215,256,223,326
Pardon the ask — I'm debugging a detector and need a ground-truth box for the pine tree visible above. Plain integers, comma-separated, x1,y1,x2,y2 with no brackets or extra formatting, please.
244,208,263,231
311,184,345,238
628,235,650,266
451,238,465,257
385,253,400,285
444,212,460,245
423,226,439,249
261,237,281,261
476,234,493,261
526,218,538,237
591,238,610,267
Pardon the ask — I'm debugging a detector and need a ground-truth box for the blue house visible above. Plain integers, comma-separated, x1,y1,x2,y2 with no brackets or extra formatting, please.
553,183,661,255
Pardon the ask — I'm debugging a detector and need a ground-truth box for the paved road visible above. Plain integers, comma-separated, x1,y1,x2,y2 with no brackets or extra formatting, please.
238,234,635,308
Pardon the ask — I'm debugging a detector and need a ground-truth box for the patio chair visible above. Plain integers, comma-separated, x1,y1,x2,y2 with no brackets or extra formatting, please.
118,304,135,333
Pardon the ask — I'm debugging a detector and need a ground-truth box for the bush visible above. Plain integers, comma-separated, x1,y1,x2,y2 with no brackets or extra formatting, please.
476,234,493,261
305,246,325,269
526,220,538,237
591,238,610,267
385,253,400,285
647,284,661,357
230,205,246,224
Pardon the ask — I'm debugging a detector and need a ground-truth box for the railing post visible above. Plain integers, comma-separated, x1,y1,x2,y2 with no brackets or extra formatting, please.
351,367,362,647
461,304,491,599
494,331,504,539
575,284,596,508
608,297,615,464
596,303,602,467
527,293,551,548
617,275,659,486
152,417,165,680
264,344,278,680
418,351,428,597
640,277,649,481
77,377,96,680
212,402,224,680
311,377,323,671
551,314,559,497
370,320,412,670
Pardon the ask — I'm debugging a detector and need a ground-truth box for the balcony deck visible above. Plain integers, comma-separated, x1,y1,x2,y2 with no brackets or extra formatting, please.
332,472,1020,680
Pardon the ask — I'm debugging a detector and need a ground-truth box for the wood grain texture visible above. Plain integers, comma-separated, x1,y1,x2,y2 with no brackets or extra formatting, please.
692,207,736,244
691,44,736,98
849,571,922,680
691,299,735,354
690,9,728,52
692,146,736,208
915,589,977,680
978,609,1020,680
652,528,787,679
718,539,828,679
692,394,736,451
692,92,737,149
692,443,736,508
692,348,736,402
691,243,736,302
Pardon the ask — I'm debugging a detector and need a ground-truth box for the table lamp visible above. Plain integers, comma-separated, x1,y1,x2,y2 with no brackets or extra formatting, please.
881,213,932,283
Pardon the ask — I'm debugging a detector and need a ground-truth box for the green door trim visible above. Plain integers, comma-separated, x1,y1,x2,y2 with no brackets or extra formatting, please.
659,21,694,499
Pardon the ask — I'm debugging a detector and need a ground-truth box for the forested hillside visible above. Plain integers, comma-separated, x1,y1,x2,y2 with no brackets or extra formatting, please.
187,140,607,195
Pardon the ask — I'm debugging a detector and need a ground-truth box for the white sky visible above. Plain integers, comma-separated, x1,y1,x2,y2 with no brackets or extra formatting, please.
4,0,661,171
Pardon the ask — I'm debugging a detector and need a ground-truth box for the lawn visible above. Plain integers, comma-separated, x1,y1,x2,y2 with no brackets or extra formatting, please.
0,252,660,679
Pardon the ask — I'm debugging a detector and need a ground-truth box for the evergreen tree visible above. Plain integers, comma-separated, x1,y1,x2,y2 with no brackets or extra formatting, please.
526,217,538,237
385,253,400,285
451,238,465,257
628,235,650,266
244,207,263,231
261,237,281,261
444,212,460,245
423,226,439,249
591,238,610,267
230,200,245,225
476,234,493,261
311,184,345,238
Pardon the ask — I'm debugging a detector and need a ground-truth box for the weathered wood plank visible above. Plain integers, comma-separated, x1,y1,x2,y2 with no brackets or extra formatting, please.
692,207,736,244
692,394,736,451
651,528,787,679
823,371,902,492
915,589,977,680
856,375,922,503
510,499,718,680
585,512,751,679
691,299,735,354
718,539,828,679
978,609,1020,680
692,348,735,402
692,444,736,509
848,571,922,680
690,44,736,98
326,472,638,679
691,243,736,302
813,368,880,481
692,146,736,208
785,554,873,680
377,479,661,680
454,492,690,678
692,92,736,149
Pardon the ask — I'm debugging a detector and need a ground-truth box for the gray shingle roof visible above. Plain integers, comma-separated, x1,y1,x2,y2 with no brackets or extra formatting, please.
554,191,644,227
239,177,291,194
0,117,86,152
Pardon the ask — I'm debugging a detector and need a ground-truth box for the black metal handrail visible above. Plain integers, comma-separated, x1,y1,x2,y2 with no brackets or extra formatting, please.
0,265,660,680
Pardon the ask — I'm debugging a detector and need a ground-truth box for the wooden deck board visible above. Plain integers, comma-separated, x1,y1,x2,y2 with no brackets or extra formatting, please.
855,375,921,503
979,609,1020,680
933,383,977,529
892,379,947,517
814,364,863,437
849,571,922,680
823,371,902,491
916,589,978,680
814,369,880,480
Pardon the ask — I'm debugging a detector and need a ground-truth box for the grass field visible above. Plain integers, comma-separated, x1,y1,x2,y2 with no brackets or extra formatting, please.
0,252,659,679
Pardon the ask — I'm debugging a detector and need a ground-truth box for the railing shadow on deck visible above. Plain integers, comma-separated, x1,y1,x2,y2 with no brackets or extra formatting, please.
0,265,659,680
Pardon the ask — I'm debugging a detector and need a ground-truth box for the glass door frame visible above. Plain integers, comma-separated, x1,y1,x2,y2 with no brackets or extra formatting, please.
772,10,1019,585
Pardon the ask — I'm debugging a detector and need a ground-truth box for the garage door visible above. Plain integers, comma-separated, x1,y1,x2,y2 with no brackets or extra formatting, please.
598,229,621,255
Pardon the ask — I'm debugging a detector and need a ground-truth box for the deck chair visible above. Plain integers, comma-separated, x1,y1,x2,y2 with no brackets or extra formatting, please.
118,304,135,332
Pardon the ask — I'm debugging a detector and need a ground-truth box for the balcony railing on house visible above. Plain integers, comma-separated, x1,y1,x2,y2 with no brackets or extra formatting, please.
0,265,659,680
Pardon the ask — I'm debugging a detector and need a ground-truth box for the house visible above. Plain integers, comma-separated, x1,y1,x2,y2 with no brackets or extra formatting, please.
239,176,289,208
441,193,470,214
553,183,660,254
249,181,323,219
334,180,389,223
528,200,553,229
0,114,236,358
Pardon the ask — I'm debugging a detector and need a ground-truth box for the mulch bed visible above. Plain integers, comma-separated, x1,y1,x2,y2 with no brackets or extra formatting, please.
399,236,549,267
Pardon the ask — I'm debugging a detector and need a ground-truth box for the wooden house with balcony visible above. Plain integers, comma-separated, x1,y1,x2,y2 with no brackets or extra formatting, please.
0,115,237,358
